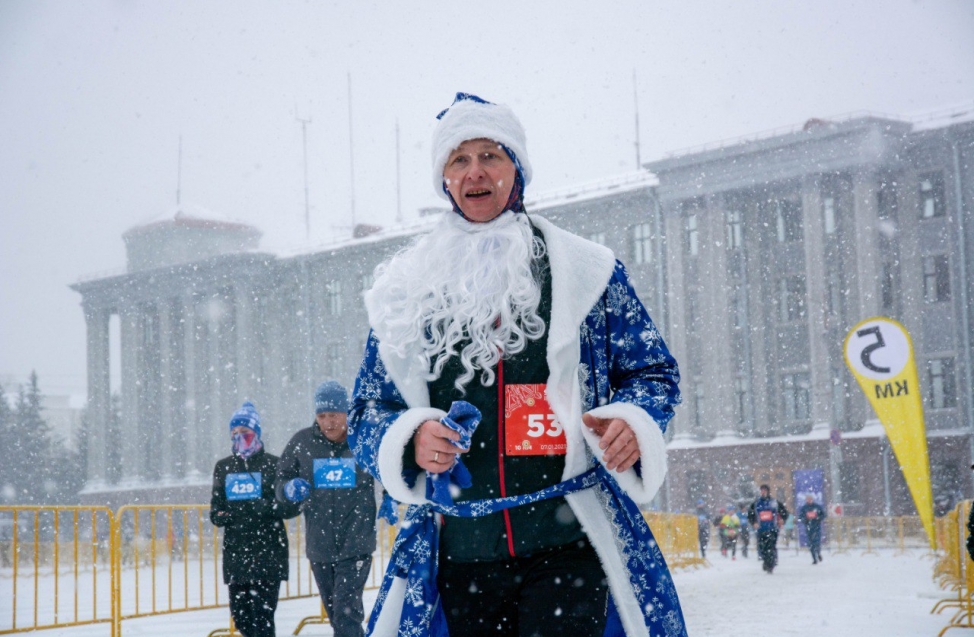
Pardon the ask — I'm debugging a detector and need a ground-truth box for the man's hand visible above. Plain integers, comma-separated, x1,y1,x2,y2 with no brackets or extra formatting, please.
582,413,641,472
414,420,468,473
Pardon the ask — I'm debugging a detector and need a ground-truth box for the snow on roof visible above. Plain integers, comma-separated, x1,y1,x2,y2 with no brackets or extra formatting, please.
277,171,659,259
126,202,257,235
667,419,968,450
657,102,974,162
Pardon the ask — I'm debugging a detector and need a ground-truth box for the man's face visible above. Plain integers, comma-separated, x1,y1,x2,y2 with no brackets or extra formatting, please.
760,487,770,498
316,411,348,443
442,138,517,223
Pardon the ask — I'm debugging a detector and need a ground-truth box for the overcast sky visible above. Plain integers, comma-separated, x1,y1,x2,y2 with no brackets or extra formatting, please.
1,0,972,400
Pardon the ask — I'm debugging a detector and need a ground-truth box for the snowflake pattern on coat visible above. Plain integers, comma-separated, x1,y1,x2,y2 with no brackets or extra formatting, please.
348,259,685,637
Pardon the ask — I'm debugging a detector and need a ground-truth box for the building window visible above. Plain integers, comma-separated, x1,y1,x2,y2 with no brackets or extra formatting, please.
360,273,374,293
631,223,651,264
822,197,836,234
927,358,957,409
326,342,342,379
781,372,811,421
839,462,861,503
923,255,951,303
686,469,708,505
778,275,806,322
692,380,705,430
686,214,698,256
590,231,607,246
735,376,748,424
878,179,898,219
776,200,803,243
326,281,342,315
881,262,897,311
726,210,743,249
731,288,746,329
919,171,946,219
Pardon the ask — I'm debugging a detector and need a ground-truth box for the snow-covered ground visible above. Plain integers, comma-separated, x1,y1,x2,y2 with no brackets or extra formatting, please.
1,547,953,636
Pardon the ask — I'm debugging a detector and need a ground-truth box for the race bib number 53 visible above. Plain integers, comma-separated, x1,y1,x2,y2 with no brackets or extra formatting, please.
505,384,566,456
313,458,357,489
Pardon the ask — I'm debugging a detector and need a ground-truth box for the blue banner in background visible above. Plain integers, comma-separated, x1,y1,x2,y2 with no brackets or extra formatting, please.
793,468,825,547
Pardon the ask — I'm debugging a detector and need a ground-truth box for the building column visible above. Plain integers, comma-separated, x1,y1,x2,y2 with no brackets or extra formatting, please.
158,300,173,481
118,304,141,485
82,304,111,490
697,195,736,436
801,175,834,428
182,295,203,480
851,170,882,319
662,207,690,440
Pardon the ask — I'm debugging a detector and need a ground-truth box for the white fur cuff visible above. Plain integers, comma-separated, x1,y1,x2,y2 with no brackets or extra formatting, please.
582,403,667,505
376,407,447,504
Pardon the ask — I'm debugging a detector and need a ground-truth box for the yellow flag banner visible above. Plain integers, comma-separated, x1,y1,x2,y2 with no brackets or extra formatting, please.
843,317,934,549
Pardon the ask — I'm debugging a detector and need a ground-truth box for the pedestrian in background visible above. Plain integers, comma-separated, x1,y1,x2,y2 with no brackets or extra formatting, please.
210,402,299,637
736,504,750,559
747,484,789,574
696,500,711,559
719,504,741,560
277,380,377,637
797,493,826,564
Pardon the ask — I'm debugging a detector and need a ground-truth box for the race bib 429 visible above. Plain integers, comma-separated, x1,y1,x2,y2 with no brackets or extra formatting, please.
504,384,566,456
225,472,262,501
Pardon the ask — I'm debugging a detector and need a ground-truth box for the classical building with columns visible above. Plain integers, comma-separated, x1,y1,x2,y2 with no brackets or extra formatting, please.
72,109,973,515
649,111,974,515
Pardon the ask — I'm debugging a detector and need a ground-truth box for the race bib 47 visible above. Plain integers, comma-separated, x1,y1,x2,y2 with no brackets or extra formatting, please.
313,458,357,489
504,384,567,456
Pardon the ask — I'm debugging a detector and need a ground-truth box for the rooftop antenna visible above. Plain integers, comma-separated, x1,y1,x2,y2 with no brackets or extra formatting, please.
633,69,642,170
295,107,313,240
176,135,183,205
395,119,403,224
347,72,357,231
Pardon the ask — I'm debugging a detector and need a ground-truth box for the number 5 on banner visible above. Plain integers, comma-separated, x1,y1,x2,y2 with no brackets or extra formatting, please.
843,316,934,549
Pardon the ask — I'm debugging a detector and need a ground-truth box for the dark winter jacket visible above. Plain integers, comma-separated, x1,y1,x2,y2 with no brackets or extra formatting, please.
748,496,789,533
210,449,299,584
425,242,586,562
276,424,376,563
798,502,826,536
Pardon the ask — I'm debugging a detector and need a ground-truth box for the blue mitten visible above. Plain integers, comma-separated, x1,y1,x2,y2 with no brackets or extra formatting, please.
427,400,481,508
378,492,399,525
283,478,311,503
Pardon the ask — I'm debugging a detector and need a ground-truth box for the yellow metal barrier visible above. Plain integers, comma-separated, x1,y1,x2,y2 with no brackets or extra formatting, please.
20,504,918,636
0,505,116,636
643,512,707,570
933,500,974,636
823,516,931,555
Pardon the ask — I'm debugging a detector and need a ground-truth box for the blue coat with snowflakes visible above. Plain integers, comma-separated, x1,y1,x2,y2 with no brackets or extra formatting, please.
348,215,686,637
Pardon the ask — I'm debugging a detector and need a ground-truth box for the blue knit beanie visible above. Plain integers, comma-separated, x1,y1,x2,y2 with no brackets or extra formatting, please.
315,380,349,414
229,401,261,438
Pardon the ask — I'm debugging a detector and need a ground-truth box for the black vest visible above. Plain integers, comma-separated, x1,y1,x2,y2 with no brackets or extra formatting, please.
429,223,585,563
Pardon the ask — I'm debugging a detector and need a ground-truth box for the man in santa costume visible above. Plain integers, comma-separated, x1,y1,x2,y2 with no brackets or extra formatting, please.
349,92,687,637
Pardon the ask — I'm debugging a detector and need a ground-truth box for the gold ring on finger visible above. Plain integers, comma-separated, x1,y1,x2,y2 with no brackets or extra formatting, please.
434,451,440,463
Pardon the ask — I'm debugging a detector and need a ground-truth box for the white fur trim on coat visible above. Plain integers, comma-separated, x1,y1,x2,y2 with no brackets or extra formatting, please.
376,407,446,504
583,403,667,505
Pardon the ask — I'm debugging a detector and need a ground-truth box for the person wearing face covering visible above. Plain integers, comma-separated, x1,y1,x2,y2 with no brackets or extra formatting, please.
348,93,686,637
210,401,299,637
276,380,376,637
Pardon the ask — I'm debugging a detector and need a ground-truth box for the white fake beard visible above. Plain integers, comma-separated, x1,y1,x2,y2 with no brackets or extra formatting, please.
366,211,546,392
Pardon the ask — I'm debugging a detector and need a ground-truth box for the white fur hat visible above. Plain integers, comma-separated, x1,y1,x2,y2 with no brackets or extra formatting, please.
431,93,532,199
